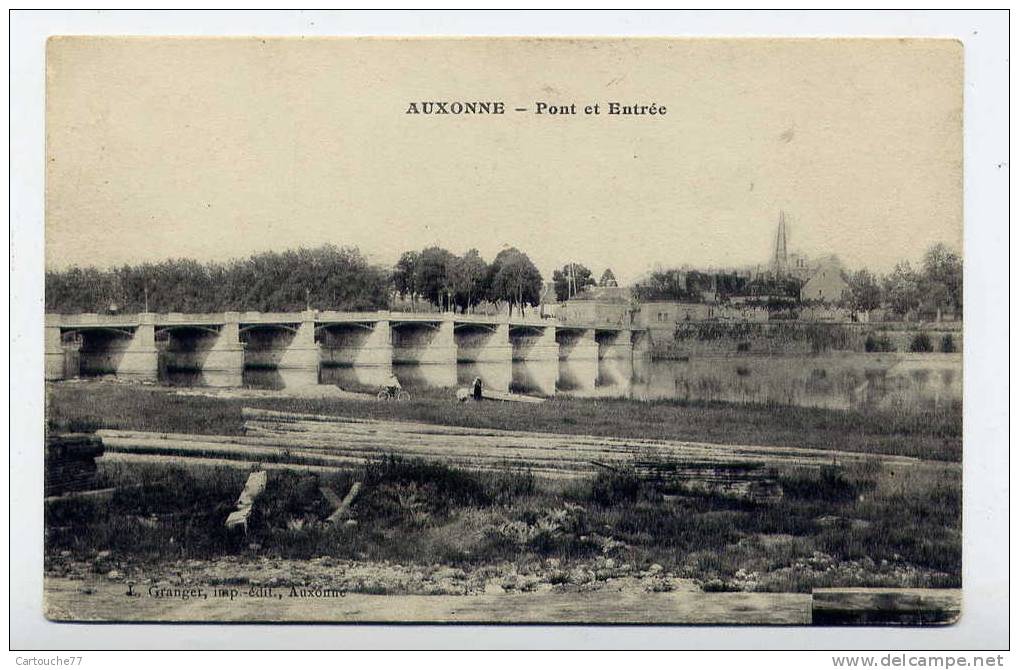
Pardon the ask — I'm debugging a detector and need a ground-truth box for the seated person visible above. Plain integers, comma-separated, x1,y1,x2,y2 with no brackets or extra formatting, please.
383,372,402,396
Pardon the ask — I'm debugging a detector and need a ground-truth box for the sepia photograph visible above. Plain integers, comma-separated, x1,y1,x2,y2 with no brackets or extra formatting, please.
37,33,968,628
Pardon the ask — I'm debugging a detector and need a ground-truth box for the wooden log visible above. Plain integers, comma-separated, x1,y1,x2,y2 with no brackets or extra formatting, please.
44,487,119,505
225,470,267,532
325,482,362,524
100,452,352,474
103,428,628,468
241,408,379,424
811,588,962,625
100,451,586,480
319,486,343,509
456,386,546,403
98,434,595,477
101,433,599,470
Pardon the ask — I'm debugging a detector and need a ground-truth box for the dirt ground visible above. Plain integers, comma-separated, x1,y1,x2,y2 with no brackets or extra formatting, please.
44,570,811,624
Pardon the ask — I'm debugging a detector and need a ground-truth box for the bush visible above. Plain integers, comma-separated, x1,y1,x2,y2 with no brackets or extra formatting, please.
779,464,872,503
363,455,492,508
864,333,895,352
585,470,641,506
940,334,957,353
909,333,933,353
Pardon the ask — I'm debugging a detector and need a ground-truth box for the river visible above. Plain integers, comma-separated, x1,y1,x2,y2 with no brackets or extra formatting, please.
159,352,962,414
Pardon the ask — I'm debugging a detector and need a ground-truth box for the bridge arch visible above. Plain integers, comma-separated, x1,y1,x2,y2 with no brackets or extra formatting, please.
63,325,136,340
453,322,500,335
390,320,442,332
315,322,376,334
239,323,301,336
155,324,222,338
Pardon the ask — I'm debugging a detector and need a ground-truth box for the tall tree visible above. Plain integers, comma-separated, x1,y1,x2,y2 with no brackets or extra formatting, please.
551,263,595,301
632,269,692,302
447,249,488,314
920,243,963,315
883,261,922,317
491,248,543,316
415,246,456,311
845,269,882,312
393,251,421,303
599,268,618,287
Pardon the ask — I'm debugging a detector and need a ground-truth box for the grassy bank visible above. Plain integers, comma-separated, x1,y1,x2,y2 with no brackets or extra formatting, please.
46,380,962,462
45,455,960,594
45,380,961,593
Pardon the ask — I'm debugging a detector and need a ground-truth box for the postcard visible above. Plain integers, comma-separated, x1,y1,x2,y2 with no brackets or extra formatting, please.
43,36,962,625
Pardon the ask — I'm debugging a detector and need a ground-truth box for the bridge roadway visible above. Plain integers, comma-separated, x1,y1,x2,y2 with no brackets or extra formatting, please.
44,310,650,387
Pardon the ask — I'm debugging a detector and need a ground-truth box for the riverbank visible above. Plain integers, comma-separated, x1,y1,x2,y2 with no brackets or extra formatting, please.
44,379,961,620
45,448,960,606
649,321,963,358
47,379,961,462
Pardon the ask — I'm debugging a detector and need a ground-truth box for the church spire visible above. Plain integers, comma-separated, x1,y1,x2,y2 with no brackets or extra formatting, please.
772,210,789,278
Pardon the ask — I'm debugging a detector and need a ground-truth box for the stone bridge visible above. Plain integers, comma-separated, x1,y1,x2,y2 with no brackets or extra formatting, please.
44,311,650,386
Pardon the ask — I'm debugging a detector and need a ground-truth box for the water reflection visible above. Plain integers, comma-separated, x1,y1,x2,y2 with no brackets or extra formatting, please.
458,362,512,392
557,360,599,394
243,368,319,391
162,369,243,388
626,353,962,411
320,365,392,393
157,353,961,413
392,363,457,390
511,361,558,396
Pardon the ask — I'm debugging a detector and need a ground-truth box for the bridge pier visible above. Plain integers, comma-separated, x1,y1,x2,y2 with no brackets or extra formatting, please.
557,328,599,362
275,311,321,370
203,312,245,372
320,320,393,368
115,313,159,380
455,322,513,391
455,323,512,364
45,318,65,380
392,319,456,366
510,325,559,362
597,329,634,360
632,329,652,359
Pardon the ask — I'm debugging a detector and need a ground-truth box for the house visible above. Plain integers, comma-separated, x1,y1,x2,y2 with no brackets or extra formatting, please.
800,256,849,303
559,286,633,326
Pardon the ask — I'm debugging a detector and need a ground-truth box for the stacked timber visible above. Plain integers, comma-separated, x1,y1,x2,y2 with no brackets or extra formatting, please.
93,408,938,504
237,407,922,471
45,433,104,497
631,461,785,504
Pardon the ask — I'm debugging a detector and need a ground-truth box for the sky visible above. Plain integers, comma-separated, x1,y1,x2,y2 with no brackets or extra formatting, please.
46,37,962,284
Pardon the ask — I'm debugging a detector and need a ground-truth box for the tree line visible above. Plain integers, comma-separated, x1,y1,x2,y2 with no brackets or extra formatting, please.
843,244,962,317
45,246,390,314
631,243,962,318
392,247,544,316
45,241,961,319
46,244,550,317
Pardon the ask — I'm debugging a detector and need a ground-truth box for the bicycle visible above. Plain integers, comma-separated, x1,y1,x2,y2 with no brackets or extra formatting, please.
376,387,411,402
